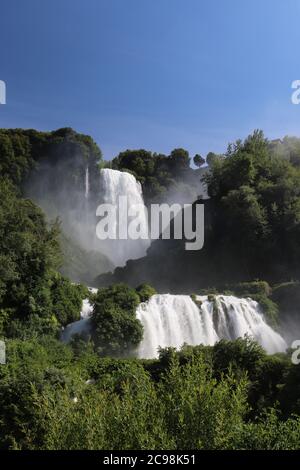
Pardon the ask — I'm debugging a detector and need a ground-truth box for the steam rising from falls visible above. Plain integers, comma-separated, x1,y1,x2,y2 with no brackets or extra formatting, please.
99,169,150,266
136,294,287,358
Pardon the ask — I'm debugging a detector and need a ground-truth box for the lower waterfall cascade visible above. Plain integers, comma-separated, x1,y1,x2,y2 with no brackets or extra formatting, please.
61,287,97,343
62,292,287,358
136,294,287,358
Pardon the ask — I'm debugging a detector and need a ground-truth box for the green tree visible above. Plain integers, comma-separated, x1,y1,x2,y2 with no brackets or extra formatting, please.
92,284,143,356
0,178,61,315
193,154,205,168
203,130,300,280
169,148,190,171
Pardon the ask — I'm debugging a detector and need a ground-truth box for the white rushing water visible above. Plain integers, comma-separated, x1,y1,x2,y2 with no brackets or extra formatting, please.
61,317,92,343
61,287,97,342
62,291,287,357
136,294,287,358
98,169,150,266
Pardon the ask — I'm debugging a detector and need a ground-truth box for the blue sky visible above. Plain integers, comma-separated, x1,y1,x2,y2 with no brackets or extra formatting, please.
1,0,300,160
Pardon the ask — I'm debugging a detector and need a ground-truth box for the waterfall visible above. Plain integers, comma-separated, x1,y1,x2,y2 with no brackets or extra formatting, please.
98,169,150,266
136,294,287,358
61,287,97,342
61,317,92,343
61,291,287,357
85,166,89,199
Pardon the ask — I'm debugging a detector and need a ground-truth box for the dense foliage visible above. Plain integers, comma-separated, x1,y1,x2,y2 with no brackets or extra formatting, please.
204,130,300,281
0,178,88,335
0,128,97,335
0,177,85,335
111,148,204,203
0,337,300,449
91,284,147,356
0,127,102,191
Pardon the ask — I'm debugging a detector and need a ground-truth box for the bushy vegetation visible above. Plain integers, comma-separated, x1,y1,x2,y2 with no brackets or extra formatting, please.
91,284,144,356
0,127,102,191
136,283,157,302
0,129,97,337
0,177,85,336
204,130,300,282
0,337,300,450
89,283,157,356
112,148,204,203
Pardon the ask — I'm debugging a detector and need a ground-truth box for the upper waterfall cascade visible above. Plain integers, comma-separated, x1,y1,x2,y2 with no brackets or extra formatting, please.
99,168,150,266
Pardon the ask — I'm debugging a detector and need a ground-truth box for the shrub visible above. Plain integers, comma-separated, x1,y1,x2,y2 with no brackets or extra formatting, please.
50,275,87,326
230,281,272,297
136,284,156,302
91,284,143,356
